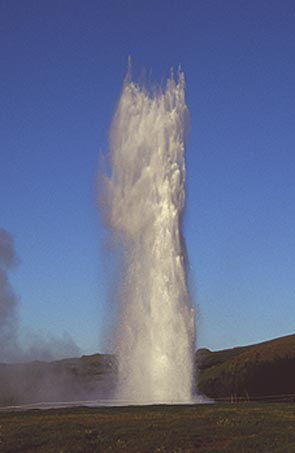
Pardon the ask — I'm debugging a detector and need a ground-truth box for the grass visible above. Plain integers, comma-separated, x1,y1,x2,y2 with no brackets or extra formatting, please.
0,403,295,452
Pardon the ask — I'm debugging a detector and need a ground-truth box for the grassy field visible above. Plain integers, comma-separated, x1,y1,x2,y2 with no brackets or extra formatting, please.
0,403,294,452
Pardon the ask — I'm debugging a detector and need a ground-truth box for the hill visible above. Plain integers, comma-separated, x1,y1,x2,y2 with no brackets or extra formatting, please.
0,353,116,407
197,334,295,399
0,334,294,406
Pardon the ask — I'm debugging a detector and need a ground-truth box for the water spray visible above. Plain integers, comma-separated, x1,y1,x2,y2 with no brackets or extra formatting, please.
102,67,196,404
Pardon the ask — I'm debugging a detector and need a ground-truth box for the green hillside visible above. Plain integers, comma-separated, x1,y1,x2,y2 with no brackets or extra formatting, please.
197,334,295,399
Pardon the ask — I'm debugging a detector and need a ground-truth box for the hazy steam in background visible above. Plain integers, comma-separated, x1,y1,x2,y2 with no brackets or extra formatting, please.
0,228,19,362
101,68,196,404
0,227,86,406
0,227,80,363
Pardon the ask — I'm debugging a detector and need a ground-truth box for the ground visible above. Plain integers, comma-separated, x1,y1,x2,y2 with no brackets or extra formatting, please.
0,403,294,452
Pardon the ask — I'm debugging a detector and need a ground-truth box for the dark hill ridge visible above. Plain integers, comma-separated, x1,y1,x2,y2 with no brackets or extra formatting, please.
0,353,116,407
0,334,294,406
197,334,295,399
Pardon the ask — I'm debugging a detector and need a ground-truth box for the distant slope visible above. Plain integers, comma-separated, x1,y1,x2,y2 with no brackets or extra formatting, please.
0,334,294,406
0,354,116,407
197,334,295,399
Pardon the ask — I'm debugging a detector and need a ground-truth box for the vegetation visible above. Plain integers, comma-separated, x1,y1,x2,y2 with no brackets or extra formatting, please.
0,403,295,452
0,335,294,451
197,334,295,399
0,334,295,407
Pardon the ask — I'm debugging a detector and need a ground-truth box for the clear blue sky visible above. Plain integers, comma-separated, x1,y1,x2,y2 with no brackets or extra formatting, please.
1,0,295,355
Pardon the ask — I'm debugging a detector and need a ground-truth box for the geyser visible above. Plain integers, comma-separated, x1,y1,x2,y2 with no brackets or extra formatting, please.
102,68,196,404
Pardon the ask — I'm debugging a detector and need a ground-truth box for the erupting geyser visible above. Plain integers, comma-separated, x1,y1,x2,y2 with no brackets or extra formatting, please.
102,67,196,404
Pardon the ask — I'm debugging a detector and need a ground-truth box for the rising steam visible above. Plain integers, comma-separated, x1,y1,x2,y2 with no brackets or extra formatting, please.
102,68,196,403
0,227,80,363
0,228,19,362
0,227,83,407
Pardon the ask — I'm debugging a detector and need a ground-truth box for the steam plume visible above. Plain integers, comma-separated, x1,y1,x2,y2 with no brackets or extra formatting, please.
0,228,19,361
0,227,80,363
0,227,84,406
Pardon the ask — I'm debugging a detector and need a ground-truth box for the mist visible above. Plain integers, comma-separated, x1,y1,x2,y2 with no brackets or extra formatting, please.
0,227,84,406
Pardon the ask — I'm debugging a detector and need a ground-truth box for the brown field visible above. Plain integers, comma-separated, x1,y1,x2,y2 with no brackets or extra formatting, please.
0,402,295,452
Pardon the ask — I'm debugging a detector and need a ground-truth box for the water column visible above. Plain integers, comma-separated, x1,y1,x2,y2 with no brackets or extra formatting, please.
102,69,196,404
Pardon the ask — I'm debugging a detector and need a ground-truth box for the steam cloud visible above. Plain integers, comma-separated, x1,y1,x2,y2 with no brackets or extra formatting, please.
0,227,85,407
0,227,80,364
0,228,19,362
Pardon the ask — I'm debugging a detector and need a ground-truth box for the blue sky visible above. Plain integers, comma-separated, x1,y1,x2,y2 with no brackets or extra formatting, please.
1,0,295,355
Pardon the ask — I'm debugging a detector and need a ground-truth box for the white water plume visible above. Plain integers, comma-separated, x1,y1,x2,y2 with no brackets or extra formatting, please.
102,68,196,404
